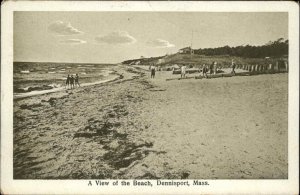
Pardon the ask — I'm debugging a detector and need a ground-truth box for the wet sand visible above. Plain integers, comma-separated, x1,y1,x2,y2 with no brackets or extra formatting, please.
13,65,288,179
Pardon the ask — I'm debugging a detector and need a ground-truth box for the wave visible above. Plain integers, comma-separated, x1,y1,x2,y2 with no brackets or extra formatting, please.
48,83,62,88
14,75,120,99
102,70,114,77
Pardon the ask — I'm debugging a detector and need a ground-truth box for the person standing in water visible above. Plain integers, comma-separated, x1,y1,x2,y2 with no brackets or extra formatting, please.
75,74,80,87
65,74,70,89
70,75,75,89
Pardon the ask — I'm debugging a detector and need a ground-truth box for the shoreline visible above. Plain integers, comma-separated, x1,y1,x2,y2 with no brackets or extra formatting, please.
14,75,121,100
13,65,130,100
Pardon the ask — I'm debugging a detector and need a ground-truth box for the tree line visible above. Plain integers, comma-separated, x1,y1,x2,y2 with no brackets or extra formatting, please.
194,38,288,58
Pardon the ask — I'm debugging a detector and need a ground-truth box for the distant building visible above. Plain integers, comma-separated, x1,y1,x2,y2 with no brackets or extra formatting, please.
179,46,194,54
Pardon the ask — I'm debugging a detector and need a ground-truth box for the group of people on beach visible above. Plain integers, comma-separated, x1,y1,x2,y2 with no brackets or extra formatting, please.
65,74,80,89
149,64,188,79
202,60,236,78
201,61,218,78
148,59,236,79
149,64,165,78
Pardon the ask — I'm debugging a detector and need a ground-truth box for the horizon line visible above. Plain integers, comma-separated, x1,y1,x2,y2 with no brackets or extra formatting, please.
13,61,119,65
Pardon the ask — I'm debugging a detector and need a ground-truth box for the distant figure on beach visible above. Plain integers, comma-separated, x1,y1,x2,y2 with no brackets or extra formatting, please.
70,75,75,89
75,74,80,87
66,75,70,89
202,64,208,78
209,63,214,75
181,65,186,78
150,65,156,78
231,59,236,75
213,61,217,75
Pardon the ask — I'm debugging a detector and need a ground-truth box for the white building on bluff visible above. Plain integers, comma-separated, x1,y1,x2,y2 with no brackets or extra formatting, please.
178,46,194,54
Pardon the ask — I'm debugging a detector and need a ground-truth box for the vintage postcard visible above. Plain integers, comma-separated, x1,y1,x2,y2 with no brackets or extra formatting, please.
1,1,299,194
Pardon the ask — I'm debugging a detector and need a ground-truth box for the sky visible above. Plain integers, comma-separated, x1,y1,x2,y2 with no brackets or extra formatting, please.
14,12,288,63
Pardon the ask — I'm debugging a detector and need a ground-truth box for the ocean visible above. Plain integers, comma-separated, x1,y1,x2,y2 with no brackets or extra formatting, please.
13,62,117,96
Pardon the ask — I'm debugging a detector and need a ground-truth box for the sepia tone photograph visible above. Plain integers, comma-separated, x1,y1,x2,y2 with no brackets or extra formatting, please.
12,11,289,180
1,1,299,194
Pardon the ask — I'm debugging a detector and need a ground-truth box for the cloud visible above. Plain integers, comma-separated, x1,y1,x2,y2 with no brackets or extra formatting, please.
95,31,136,45
60,39,87,44
146,39,175,48
48,21,83,35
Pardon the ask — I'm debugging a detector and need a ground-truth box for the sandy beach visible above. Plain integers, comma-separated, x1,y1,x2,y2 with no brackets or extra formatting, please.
13,65,288,179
